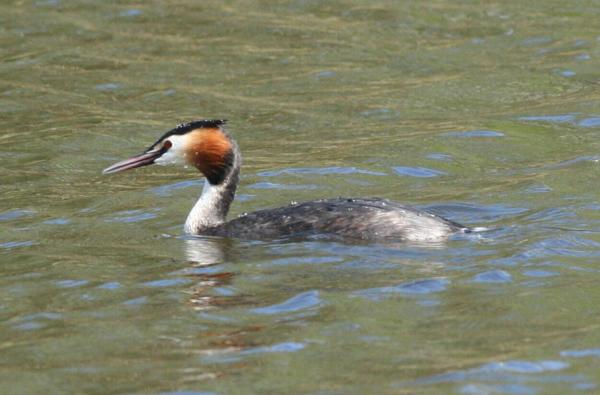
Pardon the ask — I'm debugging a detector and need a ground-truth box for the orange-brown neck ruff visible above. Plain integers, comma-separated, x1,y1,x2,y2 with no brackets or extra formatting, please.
186,128,234,185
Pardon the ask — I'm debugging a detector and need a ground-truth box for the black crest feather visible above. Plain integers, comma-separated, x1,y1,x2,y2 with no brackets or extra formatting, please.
174,120,227,133
147,119,227,151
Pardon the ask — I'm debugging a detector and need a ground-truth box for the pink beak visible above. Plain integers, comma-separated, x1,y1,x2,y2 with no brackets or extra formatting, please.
102,148,163,174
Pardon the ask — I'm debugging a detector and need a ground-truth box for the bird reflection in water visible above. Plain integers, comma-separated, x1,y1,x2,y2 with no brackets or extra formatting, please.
181,236,267,367
184,236,227,266
182,237,252,311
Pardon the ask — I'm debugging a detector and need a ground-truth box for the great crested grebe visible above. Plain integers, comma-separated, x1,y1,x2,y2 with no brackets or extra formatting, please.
103,120,470,241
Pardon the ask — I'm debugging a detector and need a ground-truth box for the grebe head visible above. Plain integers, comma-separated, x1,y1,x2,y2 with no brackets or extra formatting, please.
102,120,236,185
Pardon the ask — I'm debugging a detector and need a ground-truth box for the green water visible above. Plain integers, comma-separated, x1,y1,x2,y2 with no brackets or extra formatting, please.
2,1,600,394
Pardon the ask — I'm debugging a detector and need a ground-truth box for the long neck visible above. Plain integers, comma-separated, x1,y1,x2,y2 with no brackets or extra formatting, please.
184,147,240,234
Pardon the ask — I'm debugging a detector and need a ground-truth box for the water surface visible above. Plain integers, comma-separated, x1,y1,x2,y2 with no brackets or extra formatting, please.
1,1,600,394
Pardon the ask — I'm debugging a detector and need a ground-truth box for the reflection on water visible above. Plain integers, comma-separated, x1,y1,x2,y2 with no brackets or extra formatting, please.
182,237,238,311
184,237,227,267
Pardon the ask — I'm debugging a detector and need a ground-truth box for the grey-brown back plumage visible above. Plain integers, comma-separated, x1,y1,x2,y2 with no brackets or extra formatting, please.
203,197,466,241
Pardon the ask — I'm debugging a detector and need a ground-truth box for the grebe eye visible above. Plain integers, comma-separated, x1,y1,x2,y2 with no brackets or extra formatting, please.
163,140,172,149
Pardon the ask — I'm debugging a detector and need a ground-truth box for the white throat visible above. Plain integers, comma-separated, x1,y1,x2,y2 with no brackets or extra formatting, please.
179,128,241,235
184,180,229,233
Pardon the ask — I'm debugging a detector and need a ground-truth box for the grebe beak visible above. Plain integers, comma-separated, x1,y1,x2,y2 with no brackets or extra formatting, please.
102,147,165,175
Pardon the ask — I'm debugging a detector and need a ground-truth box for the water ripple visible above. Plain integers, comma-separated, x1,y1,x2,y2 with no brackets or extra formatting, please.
460,383,535,395
95,83,122,91
35,0,59,6
202,341,305,364
56,279,89,288
248,182,319,190
559,70,576,77
143,278,192,288
314,71,336,78
522,270,557,278
481,360,568,373
123,297,148,306
11,311,63,331
518,113,600,129
472,270,512,283
98,282,121,290
0,209,35,221
424,202,528,223
524,184,552,194
561,349,600,358
545,155,600,169
270,255,344,266
151,180,202,196
119,9,142,17
517,114,576,123
393,166,446,178
240,341,305,355
401,359,572,389
443,130,504,138
258,167,386,177
521,36,553,46
0,241,36,249
252,290,321,315
578,117,600,128
498,236,600,263
12,322,45,331
354,278,450,300
426,153,453,161
43,218,71,225
575,53,591,61
107,209,159,223
159,391,217,395
360,108,400,119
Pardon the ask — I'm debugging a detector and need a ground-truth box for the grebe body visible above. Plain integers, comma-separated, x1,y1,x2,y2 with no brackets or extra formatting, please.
201,198,464,241
103,120,468,241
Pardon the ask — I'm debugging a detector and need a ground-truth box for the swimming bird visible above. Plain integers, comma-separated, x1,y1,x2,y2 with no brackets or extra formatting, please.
103,120,469,241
